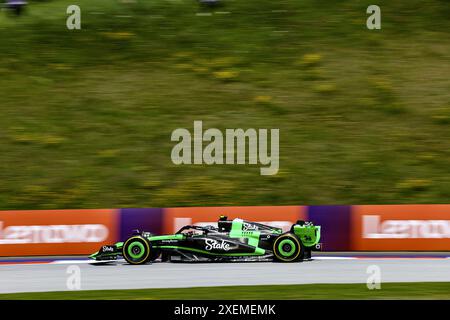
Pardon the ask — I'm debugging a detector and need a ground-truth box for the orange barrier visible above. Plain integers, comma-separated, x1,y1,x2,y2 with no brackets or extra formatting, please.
1,205,449,256
163,206,306,234
0,209,119,256
351,205,450,251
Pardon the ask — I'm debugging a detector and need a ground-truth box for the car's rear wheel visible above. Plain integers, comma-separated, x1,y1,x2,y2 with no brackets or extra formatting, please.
123,236,151,265
273,233,304,262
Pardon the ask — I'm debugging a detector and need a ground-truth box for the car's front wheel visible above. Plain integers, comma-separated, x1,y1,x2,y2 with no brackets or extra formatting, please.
123,236,151,265
272,233,304,262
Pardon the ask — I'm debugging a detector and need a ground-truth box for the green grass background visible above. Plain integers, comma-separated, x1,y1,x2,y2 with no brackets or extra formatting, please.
0,0,449,209
1,282,449,300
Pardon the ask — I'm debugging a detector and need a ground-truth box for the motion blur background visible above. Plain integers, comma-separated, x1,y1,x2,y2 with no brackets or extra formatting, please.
0,3,449,301
0,0,449,210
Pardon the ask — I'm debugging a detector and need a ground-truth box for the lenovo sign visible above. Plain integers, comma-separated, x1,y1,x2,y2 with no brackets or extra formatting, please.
362,215,450,239
352,205,450,250
0,222,109,244
0,209,119,256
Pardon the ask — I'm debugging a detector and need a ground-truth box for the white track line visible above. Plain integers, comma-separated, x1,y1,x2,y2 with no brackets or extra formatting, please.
313,256,357,260
50,260,94,264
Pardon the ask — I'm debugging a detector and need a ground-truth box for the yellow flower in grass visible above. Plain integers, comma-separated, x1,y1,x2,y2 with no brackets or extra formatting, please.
417,153,436,161
101,32,135,40
314,83,337,94
192,66,209,74
298,53,322,67
213,70,239,81
10,134,36,144
96,149,121,158
396,179,432,191
207,57,238,69
39,135,66,145
24,185,47,193
48,63,72,70
172,52,193,59
140,179,161,189
9,132,65,145
254,95,273,103
369,76,394,94
174,63,193,70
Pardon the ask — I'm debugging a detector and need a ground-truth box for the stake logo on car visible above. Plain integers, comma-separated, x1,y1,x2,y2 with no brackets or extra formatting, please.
243,222,258,231
102,246,114,252
204,239,231,251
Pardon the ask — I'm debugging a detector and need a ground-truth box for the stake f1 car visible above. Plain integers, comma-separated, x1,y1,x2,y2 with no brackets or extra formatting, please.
90,216,321,264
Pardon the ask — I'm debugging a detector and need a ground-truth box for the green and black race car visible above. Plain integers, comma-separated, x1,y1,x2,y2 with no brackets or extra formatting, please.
90,216,322,264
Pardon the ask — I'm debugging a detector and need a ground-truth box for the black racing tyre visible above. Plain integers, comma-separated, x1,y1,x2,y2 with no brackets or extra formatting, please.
123,236,151,265
272,233,304,262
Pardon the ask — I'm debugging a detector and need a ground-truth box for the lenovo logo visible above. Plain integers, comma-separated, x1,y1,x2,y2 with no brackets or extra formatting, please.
0,222,109,244
362,215,450,239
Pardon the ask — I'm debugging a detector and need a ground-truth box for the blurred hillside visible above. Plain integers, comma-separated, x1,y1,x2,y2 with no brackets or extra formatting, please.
0,0,449,209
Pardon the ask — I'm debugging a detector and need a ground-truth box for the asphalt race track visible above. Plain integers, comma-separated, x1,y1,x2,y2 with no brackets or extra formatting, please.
1,256,449,294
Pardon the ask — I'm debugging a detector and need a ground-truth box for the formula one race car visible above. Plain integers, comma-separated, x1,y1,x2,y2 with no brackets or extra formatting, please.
90,216,321,264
